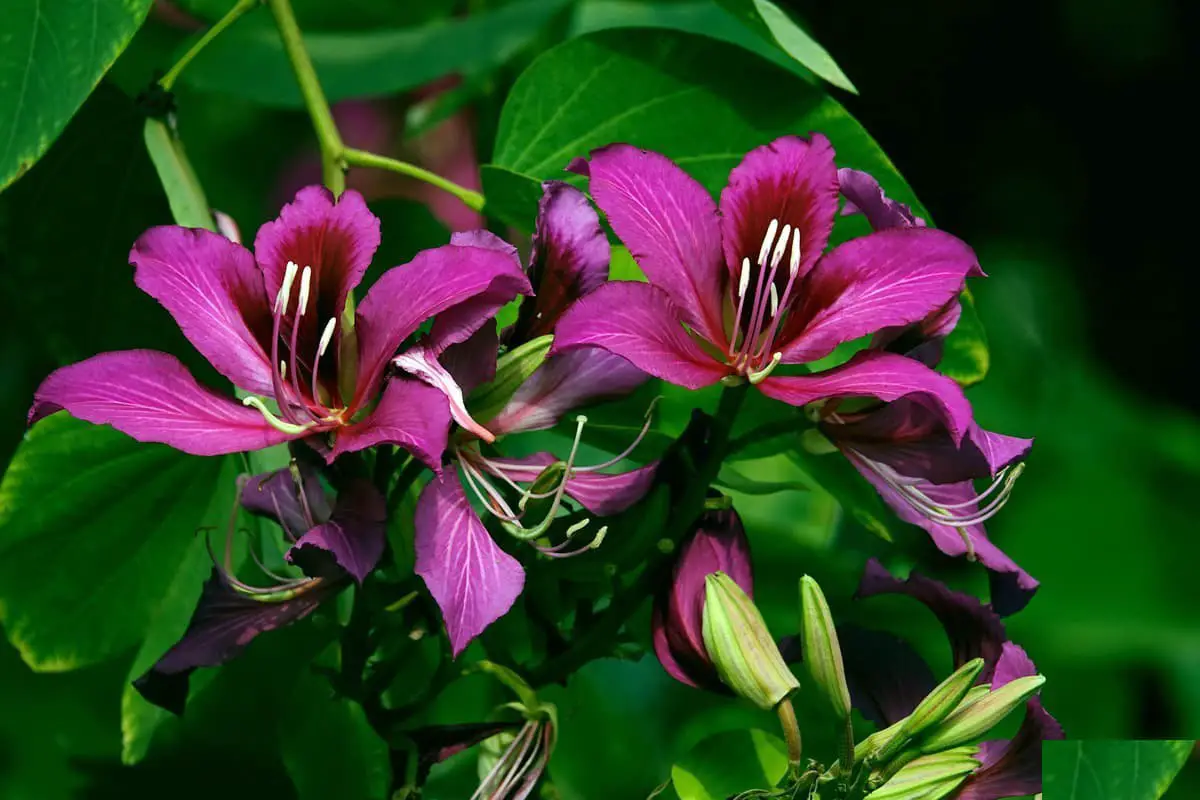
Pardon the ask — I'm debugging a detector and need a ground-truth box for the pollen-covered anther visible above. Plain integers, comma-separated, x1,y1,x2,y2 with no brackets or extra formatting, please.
297,265,313,316
275,261,299,314
317,318,337,357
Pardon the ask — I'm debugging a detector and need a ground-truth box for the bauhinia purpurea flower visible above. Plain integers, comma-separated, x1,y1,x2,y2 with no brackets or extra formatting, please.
27,186,529,468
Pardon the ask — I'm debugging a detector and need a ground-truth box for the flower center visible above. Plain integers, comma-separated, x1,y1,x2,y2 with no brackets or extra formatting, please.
729,218,802,381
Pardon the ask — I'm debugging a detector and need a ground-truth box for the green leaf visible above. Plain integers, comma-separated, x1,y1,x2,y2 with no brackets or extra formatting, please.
181,0,572,108
0,415,235,671
143,118,217,232
471,335,554,425
940,291,990,387
670,728,789,799
0,0,153,191
481,164,546,231
716,0,856,92
787,444,894,542
1043,740,1195,799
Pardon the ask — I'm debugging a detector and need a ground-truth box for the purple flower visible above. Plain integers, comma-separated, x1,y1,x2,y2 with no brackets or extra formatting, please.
846,559,1063,799
651,507,753,692
552,136,981,413
28,186,530,469
134,463,385,714
402,183,657,656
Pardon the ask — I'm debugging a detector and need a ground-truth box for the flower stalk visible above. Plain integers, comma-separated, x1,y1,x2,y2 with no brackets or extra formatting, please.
777,696,803,777
159,0,260,91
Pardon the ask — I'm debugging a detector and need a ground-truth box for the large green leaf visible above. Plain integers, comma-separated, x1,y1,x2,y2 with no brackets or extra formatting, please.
0,415,235,671
1043,740,1195,799
716,0,856,92
671,728,789,799
180,0,571,108
0,0,153,191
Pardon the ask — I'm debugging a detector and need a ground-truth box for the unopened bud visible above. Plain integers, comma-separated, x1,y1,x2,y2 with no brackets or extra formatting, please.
702,572,799,710
891,658,985,751
920,675,1046,753
865,746,980,800
855,719,905,763
799,575,851,720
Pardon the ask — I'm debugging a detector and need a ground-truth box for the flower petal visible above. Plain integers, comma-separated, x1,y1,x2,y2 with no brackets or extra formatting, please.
414,472,525,657
29,350,294,456
837,624,937,728
133,571,334,714
511,181,610,341
394,344,497,443
780,228,980,363
720,135,838,283
759,351,975,444
489,348,649,437
286,478,387,583
580,144,727,346
550,282,729,390
485,452,658,517
837,168,926,230
353,243,531,407
440,322,499,395
130,226,274,394
240,464,332,535
331,377,451,470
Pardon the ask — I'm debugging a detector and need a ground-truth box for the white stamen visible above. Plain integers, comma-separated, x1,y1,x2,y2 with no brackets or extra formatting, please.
770,224,792,268
738,258,751,298
276,261,299,314
769,283,779,318
790,228,802,277
757,218,779,266
297,265,312,316
317,318,337,357
279,361,287,381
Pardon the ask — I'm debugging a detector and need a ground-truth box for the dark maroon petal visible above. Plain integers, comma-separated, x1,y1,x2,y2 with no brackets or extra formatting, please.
440,322,499,395
130,225,274,394
871,298,961,368
330,378,452,471
837,168,927,230
240,464,332,535
838,624,937,728
581,144,728,347
29,350,294,456
512,181,610,341
720,135,838,284
287,478,387,583
133,571,335,714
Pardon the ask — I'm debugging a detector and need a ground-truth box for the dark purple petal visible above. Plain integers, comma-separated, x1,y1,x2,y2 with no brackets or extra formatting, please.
133,571,335,714
484,452,658,516
837,168,927,230
130,226,274,394
394,344,497,443
330,378,451,471
779,228,980,363
287,478,387,583
871,298,961,368
414,472,525,657
550,282,730,390
488,348,649,437
581,145,728,347
512,181,610,341
353,244,531,409
240,464,332,535
29,350,294,456
652,507,752,690
759,351,975,445
839,624,938,728
440,322,499,395
720,135,838,284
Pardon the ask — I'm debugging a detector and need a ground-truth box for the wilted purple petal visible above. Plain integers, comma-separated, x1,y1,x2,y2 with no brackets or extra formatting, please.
240,464,331,536
287,478,386,583
838,624,937,728
837,168,927,230
414,472,525,657
330,378,451,471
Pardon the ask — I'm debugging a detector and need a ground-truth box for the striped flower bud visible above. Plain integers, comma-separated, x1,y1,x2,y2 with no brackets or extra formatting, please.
799,575,851,720
920,675,1046,753
873,657,986,763
865,746,980,800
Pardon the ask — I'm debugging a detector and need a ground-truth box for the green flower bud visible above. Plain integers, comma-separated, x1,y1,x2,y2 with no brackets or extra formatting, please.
875,658,985,762
855,718,906,763
920,675,1046,753
865,747,980,800
466,334,553,424
702,572,799,710
799,576,852,720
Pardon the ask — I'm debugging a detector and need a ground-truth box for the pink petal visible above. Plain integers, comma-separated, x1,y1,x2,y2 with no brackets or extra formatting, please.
719,135,838,284
130,226,274,394
836,168,926,230
415,472,525,657
440,322,499,395
393,344,496,443
330,378,451,471
28,350,293,456
581,145,728,347
287,478,387,583
780,228,980,363
550,282,730,390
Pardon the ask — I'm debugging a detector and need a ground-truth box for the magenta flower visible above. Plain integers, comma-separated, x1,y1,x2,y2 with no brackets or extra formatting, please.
28,186,529,468
402,183,657,656
552,136,981,412
651,506,753,692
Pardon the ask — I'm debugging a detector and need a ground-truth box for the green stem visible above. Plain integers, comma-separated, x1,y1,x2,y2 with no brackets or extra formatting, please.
343,147,485,211
159,0,260,91
266,0,345,194
839,716,856,782
778,697,803,778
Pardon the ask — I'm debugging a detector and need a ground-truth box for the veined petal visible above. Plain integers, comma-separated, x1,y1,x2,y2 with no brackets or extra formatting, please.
488,348,648,437
577,144,727,346
720,135,838,283
394,344,496,443
130,226,274,394
485,452,659,516
29,350,293,456
439,322,499,396
780,228,980,363
550,282,729,390
414,472,525,657
512,181,610,341
837,168,926,230
287,478,387,583
240,463,332,536
837,624,938,728
330,378,451,471
759,351,974,444
353,243,531,408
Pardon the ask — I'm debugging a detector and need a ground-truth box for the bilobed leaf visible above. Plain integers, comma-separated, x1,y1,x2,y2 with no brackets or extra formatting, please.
0,0,153,191
1042,740,1195,799
671,728,789,800
717,0,856,92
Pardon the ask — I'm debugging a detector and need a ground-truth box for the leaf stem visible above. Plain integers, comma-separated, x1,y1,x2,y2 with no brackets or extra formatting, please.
343,147,485,211
266,0,345,194
159,0,260,91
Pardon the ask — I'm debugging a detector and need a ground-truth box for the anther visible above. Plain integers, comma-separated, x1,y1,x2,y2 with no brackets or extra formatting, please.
770,224,792,269
789,228,802,276
297,265,313,316
738,258,751,298
758,219,779,266
276,261,299,315
318,318,337,357
769,283,779,318
279,361,287,381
